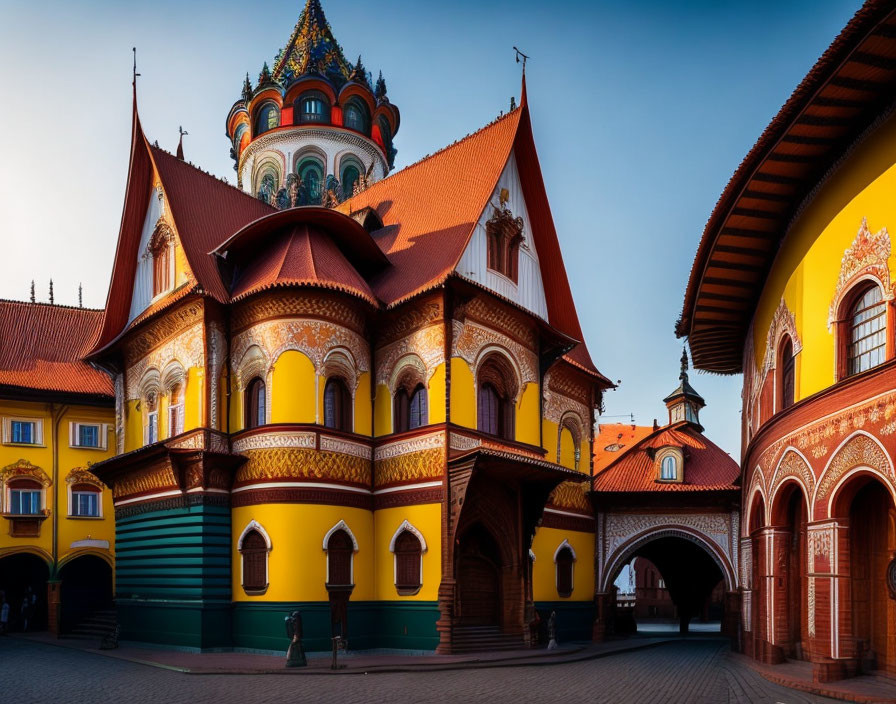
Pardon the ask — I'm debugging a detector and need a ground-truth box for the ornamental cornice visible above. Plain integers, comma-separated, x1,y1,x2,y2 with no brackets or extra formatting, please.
66,467,104,489
815,432,895,505
232,431,316,453
0,459,52,487
231,292,366,335
123,301,205,366
452,320,537,393
374,431,445,461
239,126,386,174
125,322,205,400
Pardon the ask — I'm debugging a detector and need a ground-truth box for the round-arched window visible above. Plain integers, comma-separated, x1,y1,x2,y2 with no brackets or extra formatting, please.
298,159,324,203
341,163,361,198
343,100,368,133
255,104,279,135
246,377,266,429
847,285,886,376
660,455,677,480
257,170,278,203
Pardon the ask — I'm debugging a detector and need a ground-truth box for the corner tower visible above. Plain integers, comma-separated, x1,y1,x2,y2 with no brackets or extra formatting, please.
226,0,400,207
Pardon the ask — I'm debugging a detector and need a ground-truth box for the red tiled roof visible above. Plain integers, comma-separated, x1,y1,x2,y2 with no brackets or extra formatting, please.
0,301,113,397
230,223,378,305
593,423,655,472
592,421,739,493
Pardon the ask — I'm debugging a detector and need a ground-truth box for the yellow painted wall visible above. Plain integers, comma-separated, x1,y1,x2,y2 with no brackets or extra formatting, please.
752,110,896,401
0,400,115,565
270,350,315,424
449,357,475,429
354,373,372,437
531,526,595,601
231,504,374,602
184,367,203,431
559,427,576,470
373,383,391,437
123,399,142,451
428,362,446,425
516,382,540,446
373,504,441,601
230,374,245,433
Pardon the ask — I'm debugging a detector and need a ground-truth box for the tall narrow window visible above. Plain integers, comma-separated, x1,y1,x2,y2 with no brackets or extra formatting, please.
556,546,574,598
341,164,361,197
485,209,524,283
326,529,354,587
246,378,265,429
168,384,184,437
324,378,351,432
477,356,515,440
780,337,795,411
145,391,159,444
343,100,368,133
660,455,677,480
393,388,410,434
409,385,427,430
240,529,268,594
847,285,886,376
298,159,324,203
255,104,279,135
151,236,173,297
394,530,423,595
298,92,329,124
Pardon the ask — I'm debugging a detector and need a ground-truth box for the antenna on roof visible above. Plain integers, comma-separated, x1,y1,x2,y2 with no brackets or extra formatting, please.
29,280,35,303
49,279,54,305
78,283,83,308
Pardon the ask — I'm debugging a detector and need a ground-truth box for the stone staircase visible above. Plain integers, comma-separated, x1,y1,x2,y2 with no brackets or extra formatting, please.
64,608,117,642
449,625,528,653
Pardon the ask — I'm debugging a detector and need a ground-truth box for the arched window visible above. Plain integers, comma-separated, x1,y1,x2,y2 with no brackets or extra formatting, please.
394,384,427,433
341,163,361,198
70,483,100,517
8,479,42,515
324,378,351,431
477,356,516,440
167,383,184,437
326,529,354,587
393,530,423,595
297,91,329,124
297,159,324,203
486,209,524,283
144,390,159,444
150,228,174,297
660,455,677,480
847,285,886,376
246,377,266,429
240,528,269,594
555,545,574,598
256,169,278,203
343,100,368,133
779,336,795,411
255,103,279,135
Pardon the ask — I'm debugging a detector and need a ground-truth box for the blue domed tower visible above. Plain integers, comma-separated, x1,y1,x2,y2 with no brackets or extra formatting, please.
226,0,400,207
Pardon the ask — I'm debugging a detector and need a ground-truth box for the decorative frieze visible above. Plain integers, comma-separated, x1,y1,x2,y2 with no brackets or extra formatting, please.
374,448,444,488
374,432,445,461
319,435,372,460
816,432,893,504
452,320,538,395
603,512,733,566
236,448,371,486
231,291,366,335
112,464,179,499
123,301,204,365
770,449,815,498
125,322,205,400
232,431,316,453
376,325,445,387
547,481,590,513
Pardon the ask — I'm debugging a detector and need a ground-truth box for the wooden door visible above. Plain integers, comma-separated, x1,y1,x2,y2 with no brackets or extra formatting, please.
458,554,499,625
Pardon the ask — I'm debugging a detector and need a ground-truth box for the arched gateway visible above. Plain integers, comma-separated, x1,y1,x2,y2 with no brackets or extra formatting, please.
592,353,741,639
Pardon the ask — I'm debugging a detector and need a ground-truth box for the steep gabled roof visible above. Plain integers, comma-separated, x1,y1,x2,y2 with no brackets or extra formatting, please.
592,421,739,493
339,89,603,377
0,300,112,397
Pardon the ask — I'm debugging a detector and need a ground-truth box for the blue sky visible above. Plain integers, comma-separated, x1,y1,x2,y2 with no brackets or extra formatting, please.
0,0,863,458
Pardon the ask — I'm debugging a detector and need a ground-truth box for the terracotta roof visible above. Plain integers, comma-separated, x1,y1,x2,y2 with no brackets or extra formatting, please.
592,421,739,493
678,1,896,373
229,223,378,305
593,423,655,473
0,300,112,397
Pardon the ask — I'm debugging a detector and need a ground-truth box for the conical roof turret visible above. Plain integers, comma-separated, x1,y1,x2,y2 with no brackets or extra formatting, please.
273,0,352,87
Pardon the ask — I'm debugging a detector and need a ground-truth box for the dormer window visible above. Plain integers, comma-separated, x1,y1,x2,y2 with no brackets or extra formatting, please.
656,449,683,483
485,207,524,283
298,91,329,124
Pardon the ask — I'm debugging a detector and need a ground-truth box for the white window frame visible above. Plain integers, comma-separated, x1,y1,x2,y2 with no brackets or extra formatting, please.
145,411,159,445
553,539,577,596
68,421,109,450
661,455,677,480
388,520,428,594
322,520,359,585
69,487,102,518
237,519,272,594
1,416,44,446
4,481,45,515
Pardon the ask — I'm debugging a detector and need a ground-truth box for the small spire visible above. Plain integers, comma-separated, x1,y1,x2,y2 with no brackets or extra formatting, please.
680,346,689,380
258,62,272,87
176,126,188,160
49,279,54,305
29,280,35,303
78,283,83,308
242,73,253,100
374,71,388,101
349,55,370,86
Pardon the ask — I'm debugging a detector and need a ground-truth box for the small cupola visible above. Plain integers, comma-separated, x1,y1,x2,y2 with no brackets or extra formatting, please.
663,347,705,431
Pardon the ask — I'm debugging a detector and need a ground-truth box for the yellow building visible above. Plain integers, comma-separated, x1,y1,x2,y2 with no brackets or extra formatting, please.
0,300,115,634
86,0,612,652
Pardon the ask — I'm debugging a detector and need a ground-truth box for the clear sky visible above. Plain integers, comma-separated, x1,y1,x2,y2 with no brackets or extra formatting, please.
0,0,864,459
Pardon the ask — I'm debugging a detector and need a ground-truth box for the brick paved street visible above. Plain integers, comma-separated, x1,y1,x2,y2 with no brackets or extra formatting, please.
0,637,843,704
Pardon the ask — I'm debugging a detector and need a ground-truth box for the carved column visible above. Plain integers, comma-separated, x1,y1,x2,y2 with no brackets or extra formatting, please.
807,520,851,682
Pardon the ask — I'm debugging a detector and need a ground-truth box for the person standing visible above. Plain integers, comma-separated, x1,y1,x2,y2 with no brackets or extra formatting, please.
0,598,9,635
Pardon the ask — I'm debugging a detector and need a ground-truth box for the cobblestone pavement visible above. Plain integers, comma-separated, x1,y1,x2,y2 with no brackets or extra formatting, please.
0,637,840,704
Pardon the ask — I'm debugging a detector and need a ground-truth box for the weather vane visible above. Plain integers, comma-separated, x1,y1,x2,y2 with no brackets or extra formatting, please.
513,46,529,74
132,47,141,88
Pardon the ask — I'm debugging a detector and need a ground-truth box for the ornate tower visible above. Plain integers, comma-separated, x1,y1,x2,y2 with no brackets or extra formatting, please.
226,0,400,208
663,348,706,430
